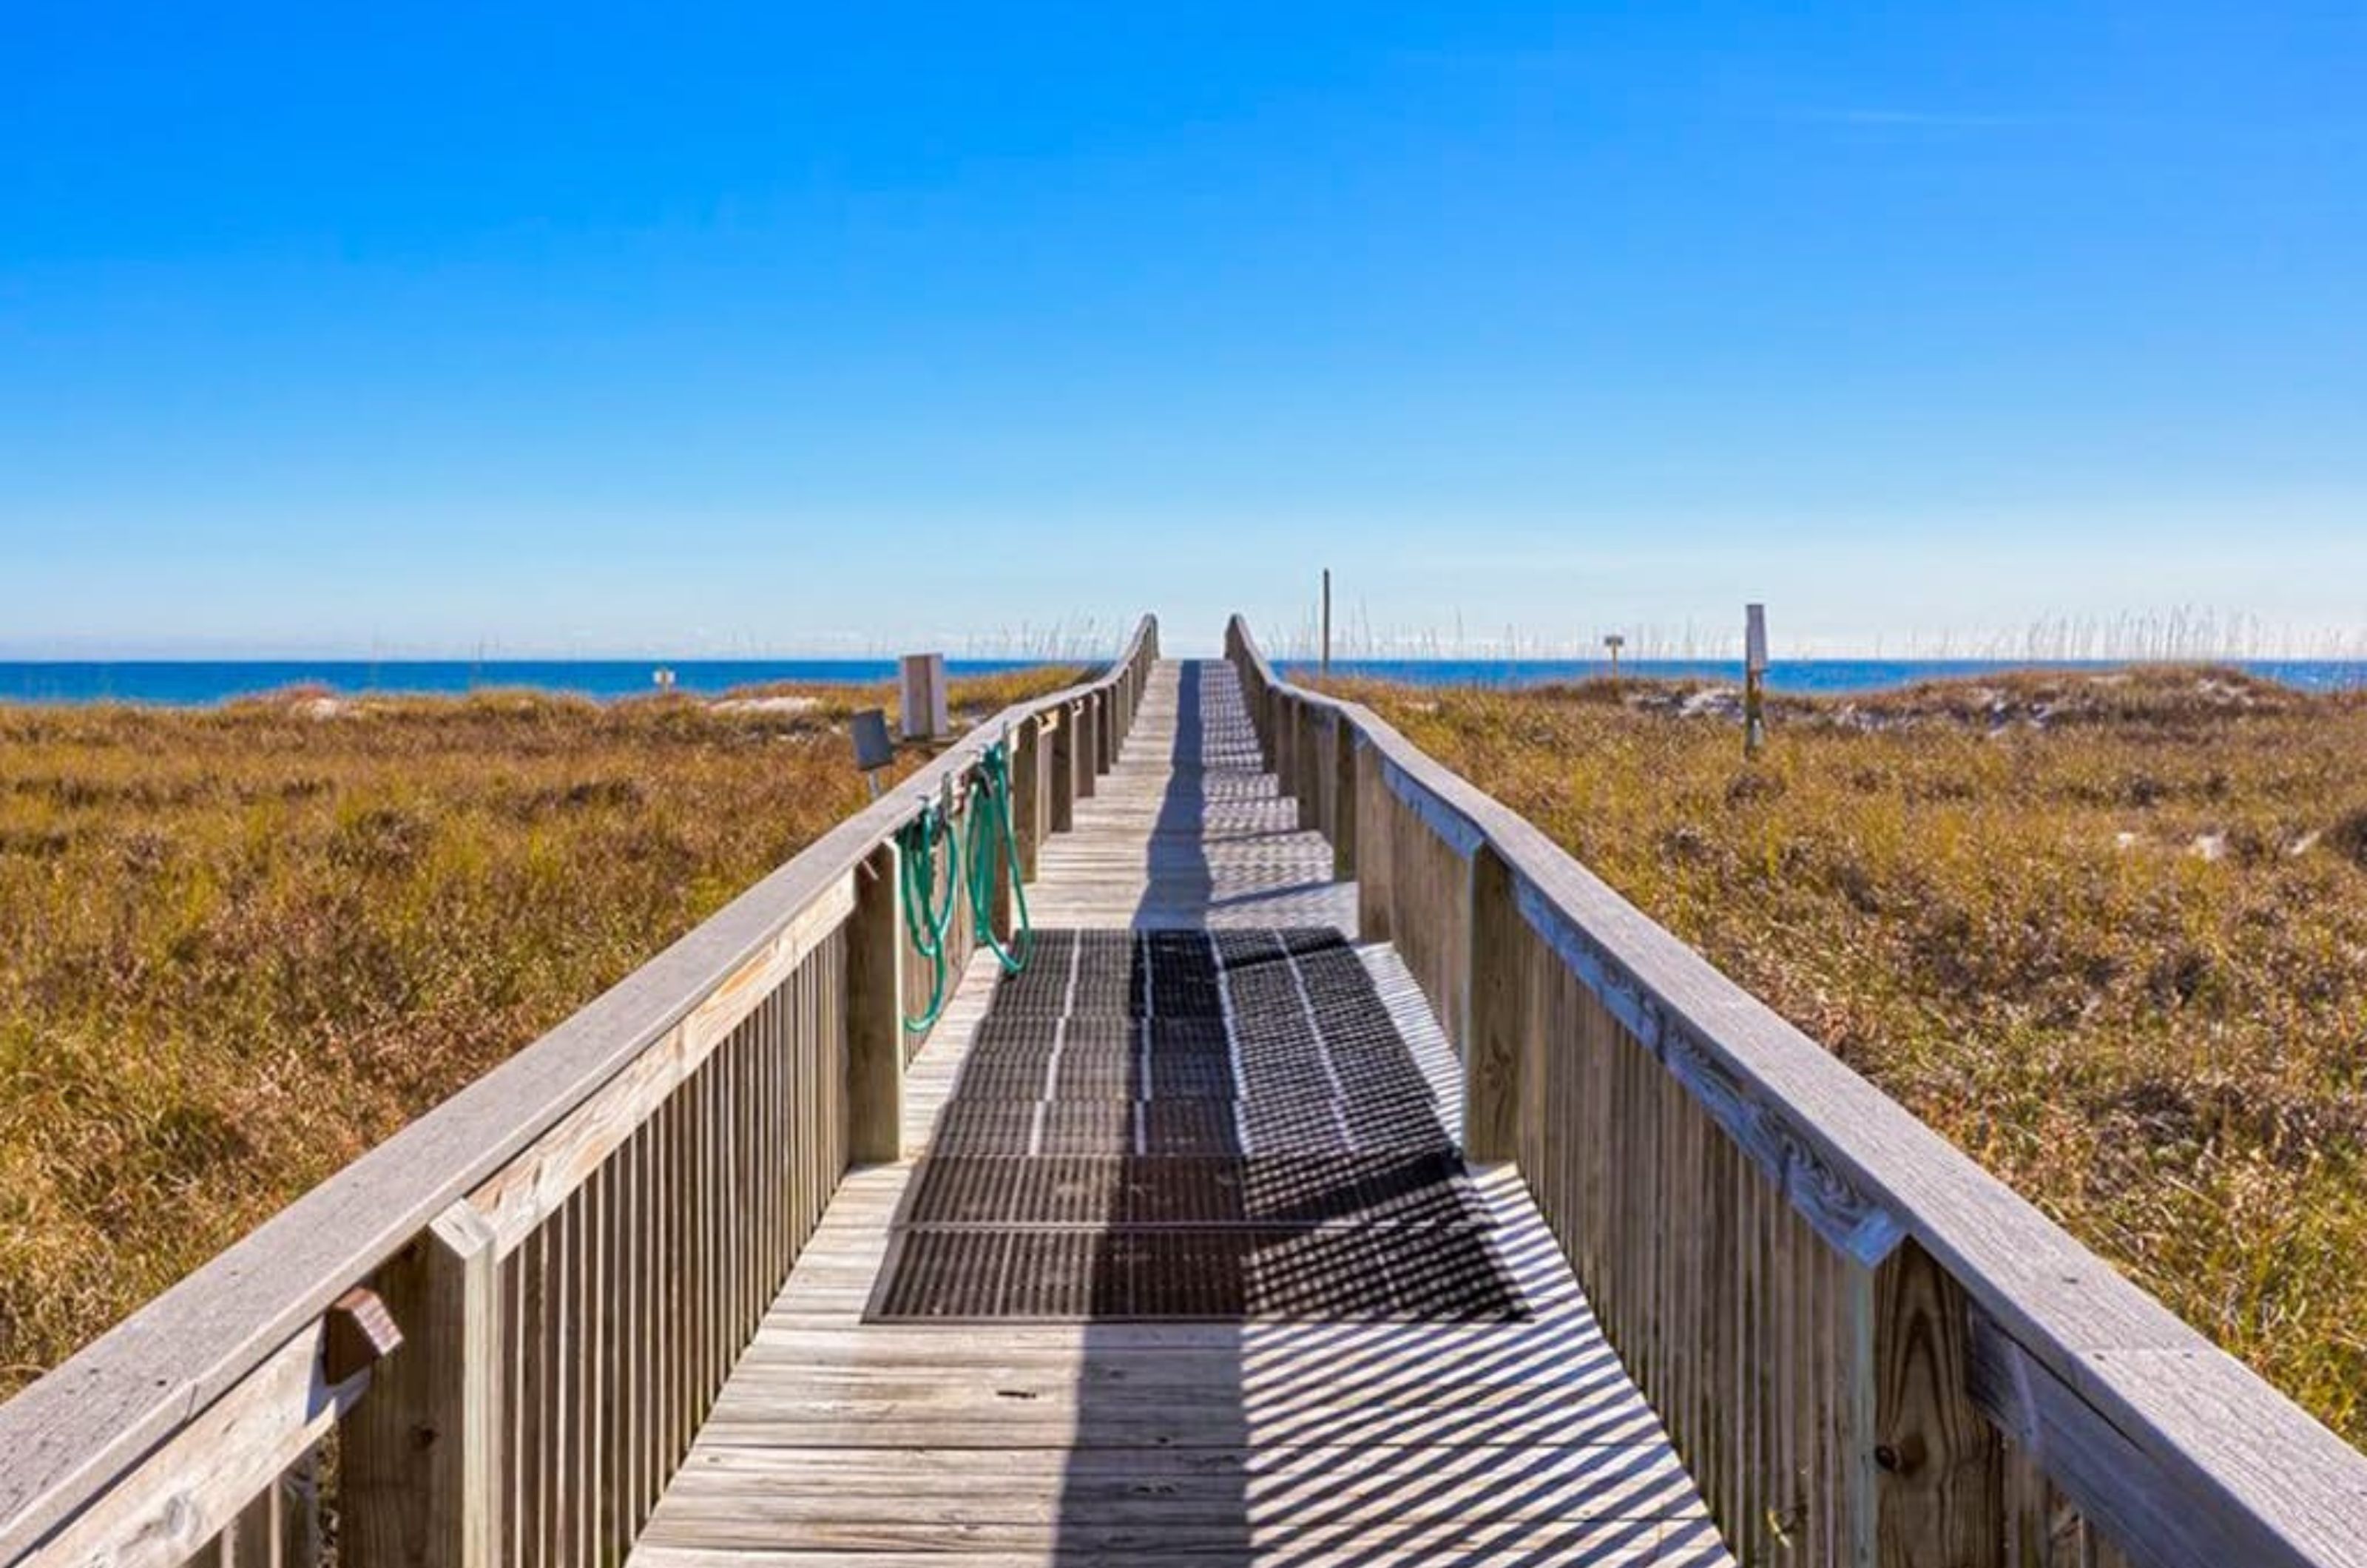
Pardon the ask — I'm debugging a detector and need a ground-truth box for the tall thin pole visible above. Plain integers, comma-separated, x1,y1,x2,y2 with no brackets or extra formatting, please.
1744,603,1768,757
1321,569,1332,676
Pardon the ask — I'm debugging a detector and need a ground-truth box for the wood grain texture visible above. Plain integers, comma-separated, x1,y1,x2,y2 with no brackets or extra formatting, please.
342,1203,502,1568
1461,842,1523,1163
21,1325,364,1568
1875,1240,2002,1568
846,844,903,1165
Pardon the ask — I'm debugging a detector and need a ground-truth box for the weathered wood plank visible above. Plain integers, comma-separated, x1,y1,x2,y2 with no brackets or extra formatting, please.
845,844,902,1165
25,1326,366,1568
342,1203,502,1568
1462,841,1522,1162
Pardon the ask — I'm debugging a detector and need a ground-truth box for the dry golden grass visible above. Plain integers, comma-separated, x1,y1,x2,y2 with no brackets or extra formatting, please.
0,665,1084,1394
1340,665,2367,1446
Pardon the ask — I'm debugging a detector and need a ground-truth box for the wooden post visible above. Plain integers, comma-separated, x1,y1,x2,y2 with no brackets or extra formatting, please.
1011,718,1040,883
1745,603,1769,758
846,842,904,1163
1076,698,1098,800
1297,702,1321,833
1321,568,1331,676
1461,843,1522,1162
1049,709,1075,833
1859,1240,2004,1568
1306,710,1326,834
1274,694,1294,791
1331,712,1357,880
1356,740,1394,944
342,1202,501,1568
982,780,1013,943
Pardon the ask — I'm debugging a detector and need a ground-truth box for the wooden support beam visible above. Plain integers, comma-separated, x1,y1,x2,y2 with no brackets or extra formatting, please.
1278,696,1297,800
1306,700,1326,834
342,1203,500,1568
1355,735,1394,944
982,783,1013,943
845,842,904,1164
1076,698,1098,800
1048,708,1074,833
1461,842,1523,1162
1871,1239,2004,1568
1331,709,1357,880
1010,718,1040,883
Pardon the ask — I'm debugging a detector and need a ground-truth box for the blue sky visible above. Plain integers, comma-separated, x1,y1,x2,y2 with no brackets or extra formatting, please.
4,3,2363,658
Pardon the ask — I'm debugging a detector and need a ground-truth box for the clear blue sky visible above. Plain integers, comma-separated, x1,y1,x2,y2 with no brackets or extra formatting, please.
5,3,2362,658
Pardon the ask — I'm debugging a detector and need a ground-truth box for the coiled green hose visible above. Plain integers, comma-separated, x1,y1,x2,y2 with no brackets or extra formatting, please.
896,737,1032,1033
963,740,1033,976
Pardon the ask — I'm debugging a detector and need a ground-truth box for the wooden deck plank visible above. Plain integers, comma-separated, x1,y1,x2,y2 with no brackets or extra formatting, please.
631,661,1732,1566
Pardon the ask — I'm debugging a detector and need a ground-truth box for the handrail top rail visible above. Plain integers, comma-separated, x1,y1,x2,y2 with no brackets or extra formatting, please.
0,614,1158,1561
1228,611,2367,1566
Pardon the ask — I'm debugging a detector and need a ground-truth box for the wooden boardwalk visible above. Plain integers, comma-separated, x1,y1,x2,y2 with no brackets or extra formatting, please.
632,662,1732,1566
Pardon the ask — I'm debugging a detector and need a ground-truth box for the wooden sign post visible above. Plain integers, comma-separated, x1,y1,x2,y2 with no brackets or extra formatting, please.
1743,604,1768,757
1320,569,1332,677
898,652,950,742
1603,633,1624,688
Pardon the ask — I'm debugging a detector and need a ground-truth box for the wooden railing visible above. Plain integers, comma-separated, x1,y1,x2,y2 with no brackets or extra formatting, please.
1226,614,2367,1568
0,615,1160,1568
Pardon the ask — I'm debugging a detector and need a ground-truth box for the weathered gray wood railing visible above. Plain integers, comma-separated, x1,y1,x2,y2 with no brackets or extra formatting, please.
0,615,1158,1568
1226,613,2367,1568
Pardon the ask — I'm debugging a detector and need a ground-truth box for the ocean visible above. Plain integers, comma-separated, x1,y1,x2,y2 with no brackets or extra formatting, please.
0,659,1049,707
1,656,2363,706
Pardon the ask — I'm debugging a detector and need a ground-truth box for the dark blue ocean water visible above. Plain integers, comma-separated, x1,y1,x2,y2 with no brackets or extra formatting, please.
0,659,1050,707
2,657,2363,706
1277,658,2367,696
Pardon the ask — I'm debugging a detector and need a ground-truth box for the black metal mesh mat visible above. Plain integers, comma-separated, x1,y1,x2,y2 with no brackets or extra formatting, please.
868,927,1522,1322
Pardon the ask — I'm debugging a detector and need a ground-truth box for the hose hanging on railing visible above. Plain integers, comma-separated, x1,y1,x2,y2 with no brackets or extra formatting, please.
897,794,962,1033
896,736,1034,1033
963,739,1033,975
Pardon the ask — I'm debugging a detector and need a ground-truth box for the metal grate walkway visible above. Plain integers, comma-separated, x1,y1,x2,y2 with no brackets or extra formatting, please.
868,927,1520,1322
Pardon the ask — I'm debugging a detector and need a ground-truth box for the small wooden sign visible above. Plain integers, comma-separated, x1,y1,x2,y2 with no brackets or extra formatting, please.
1745,604,1768,674
850,709,894,773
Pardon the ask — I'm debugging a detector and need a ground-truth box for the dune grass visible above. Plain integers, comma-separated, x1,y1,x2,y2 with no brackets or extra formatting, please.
1335,664,2367,1446
0,664,1084,1395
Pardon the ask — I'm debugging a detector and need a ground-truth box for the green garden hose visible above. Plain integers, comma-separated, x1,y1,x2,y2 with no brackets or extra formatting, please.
897,797,962,1033
963,740,1033,976
896,737,1032,1033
